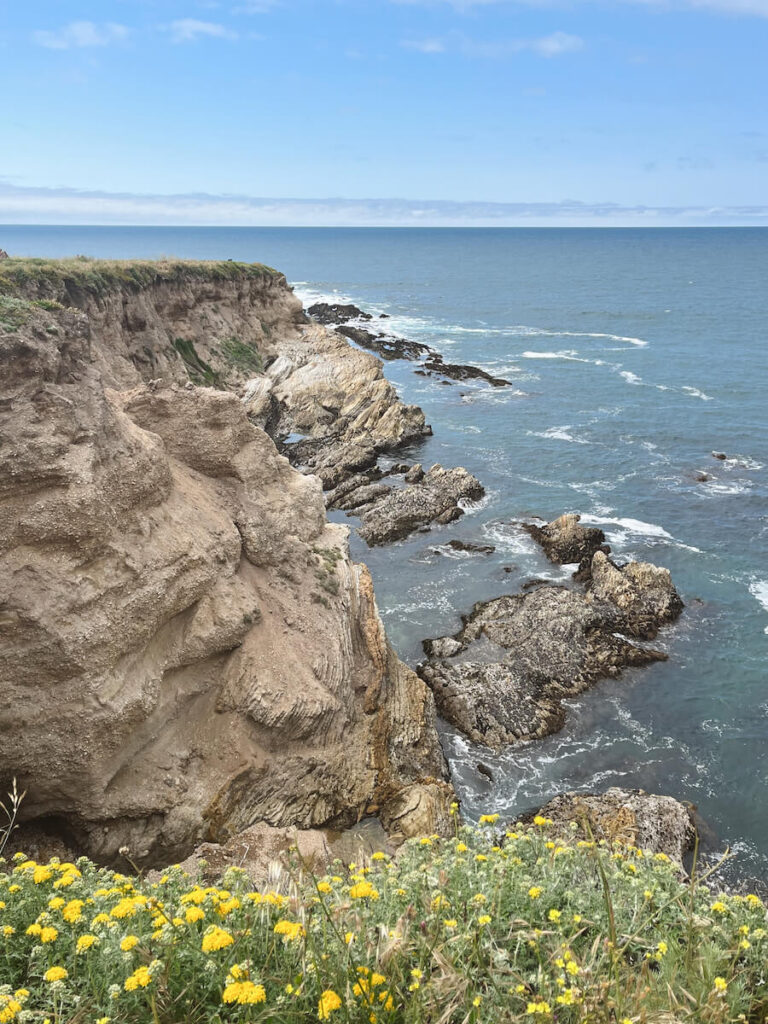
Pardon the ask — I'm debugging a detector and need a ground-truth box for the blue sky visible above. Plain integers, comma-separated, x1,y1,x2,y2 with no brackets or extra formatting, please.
1,1,767,224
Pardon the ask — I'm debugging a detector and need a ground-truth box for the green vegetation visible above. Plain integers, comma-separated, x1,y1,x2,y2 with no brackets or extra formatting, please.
172,338,221,387
220,336,264,375
0,258,281,302
313,547,342,597
1,815,766,1023
0,295,64,332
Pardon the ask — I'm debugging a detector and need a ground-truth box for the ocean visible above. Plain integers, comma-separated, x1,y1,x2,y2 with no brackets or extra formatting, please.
3,225,767,882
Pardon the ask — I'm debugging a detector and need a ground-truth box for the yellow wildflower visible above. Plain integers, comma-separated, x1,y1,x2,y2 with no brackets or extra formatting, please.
713,977,727,993
76,934,98,952
526,1000,552,1014
120,935,139,951
201,925,234,952
274,920,305,942
528,887,542,900
349,881,379,900
222,981,266,1004
40,926,58,943
444,918,458,928
124,966,152,991
478,914,492,926
317,881,333,894
548,909,561,923
185,906,205,923
318,989,342,1019
479,814,499,824
44,966,68,982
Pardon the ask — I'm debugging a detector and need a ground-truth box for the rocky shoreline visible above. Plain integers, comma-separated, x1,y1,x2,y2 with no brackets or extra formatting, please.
0,258,695,868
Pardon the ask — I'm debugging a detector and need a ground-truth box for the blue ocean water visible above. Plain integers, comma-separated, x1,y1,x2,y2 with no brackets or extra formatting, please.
3,225,767,880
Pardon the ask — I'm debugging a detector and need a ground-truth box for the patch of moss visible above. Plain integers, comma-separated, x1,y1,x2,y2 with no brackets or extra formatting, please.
220,335,264,374
172,337,221,387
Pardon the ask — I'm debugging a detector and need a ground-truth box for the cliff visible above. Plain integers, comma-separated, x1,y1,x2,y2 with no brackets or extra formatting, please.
0,259,452,864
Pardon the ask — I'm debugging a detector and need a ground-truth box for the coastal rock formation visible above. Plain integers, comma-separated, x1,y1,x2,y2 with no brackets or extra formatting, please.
0,260,453,864
523,513,609,568
357,465,485,546
308,299,512,386
527,788,696,864
307,302,373,324
419,550,683,750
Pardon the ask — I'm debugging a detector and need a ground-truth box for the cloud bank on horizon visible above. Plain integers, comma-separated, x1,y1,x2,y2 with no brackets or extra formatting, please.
3,0,767,224
1,183,766,227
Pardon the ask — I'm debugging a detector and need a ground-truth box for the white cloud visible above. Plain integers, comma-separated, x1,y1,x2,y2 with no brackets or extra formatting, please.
231,0,278,11
402,30,583,57
32,21,129,50
402,37,447,52
168,19,238,43
392,0,768,15
1,183,766,226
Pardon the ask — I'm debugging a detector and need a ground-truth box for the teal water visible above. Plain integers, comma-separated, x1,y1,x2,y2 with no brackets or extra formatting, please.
3,226,767,880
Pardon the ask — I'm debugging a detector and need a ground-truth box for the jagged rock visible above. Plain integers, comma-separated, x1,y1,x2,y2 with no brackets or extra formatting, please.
446,539,496,555
336,325,431,362
358,465,484,546
588,550,684,640
418,551,682,751
421,353,511,387
404,463,424,483
0,249,9,261
527,788,696,864
524,513,609,566
712,451,727,460
0,261,454,864
307,302,372,324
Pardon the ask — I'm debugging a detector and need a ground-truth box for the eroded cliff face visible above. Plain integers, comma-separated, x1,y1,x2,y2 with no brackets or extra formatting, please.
0,262,452,863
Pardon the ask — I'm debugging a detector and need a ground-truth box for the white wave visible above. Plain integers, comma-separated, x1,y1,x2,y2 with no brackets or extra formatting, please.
724,455,765,471
521,349,580,360
620,370,643,386
681,385,714,401
530,426,590,445
748,580,768,633
580,513,674,540
698,480,752,497
480,521,540,554
581,513,702,553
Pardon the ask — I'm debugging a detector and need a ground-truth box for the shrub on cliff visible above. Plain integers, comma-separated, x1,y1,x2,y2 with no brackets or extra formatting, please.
1,814,766,1023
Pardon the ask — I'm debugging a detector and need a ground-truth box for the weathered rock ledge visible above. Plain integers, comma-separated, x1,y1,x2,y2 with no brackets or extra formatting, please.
419,517,683,750
0,259,454,864
525,787,696,866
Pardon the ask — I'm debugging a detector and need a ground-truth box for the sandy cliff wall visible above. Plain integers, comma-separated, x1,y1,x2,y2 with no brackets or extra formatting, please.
0,261,452,863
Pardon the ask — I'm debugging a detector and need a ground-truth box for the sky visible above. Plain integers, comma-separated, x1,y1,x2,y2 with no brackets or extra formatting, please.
1,0,767,225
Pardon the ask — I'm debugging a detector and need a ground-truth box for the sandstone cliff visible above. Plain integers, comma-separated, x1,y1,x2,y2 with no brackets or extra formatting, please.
0,260,452,864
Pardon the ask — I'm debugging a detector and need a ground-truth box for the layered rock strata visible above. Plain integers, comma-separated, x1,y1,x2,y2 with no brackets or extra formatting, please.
419,547,683,751
0,260,454,864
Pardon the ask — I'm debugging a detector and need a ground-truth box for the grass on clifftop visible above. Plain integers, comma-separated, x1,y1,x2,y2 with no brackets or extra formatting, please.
0,256,281,301
2,813,767,1023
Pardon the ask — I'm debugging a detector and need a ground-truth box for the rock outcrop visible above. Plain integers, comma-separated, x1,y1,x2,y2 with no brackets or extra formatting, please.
0,260,453,865
523,513,609,571
307,299,512,385
325,463,485,546
527,787,696,865
419,549,683,750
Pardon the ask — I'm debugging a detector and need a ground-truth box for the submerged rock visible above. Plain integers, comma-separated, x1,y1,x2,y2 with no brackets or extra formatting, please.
446,539,496,555
527,788,696,865
419,550,683,751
